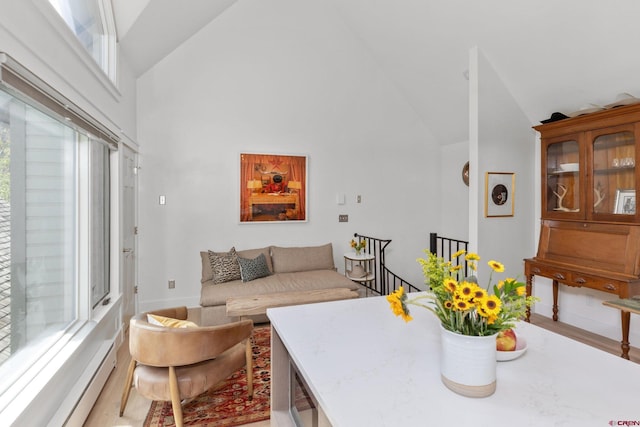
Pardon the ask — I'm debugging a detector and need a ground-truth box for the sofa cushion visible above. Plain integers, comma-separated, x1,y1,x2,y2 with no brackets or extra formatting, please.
200,269,359,307
201,246,272,283
238,253,272,282
209,249,242,284
271,243,335,273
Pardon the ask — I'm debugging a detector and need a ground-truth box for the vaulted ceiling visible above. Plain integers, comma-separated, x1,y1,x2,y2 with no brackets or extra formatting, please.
113,0,640,144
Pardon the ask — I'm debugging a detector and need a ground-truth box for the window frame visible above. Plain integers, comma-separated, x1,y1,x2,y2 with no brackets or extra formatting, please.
32,0,120,97
0,54,119,409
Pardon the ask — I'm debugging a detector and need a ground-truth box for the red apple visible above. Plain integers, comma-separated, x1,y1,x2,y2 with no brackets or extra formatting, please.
496,328,517,351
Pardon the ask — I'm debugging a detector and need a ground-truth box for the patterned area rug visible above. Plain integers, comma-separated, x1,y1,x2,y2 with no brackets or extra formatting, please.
143,325,271,427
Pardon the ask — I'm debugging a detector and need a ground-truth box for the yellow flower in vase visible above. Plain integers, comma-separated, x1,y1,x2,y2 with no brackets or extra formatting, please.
386,250,537,337
350,238,366,255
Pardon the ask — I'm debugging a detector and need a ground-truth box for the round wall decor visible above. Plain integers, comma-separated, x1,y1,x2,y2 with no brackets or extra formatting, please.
462,161,469,186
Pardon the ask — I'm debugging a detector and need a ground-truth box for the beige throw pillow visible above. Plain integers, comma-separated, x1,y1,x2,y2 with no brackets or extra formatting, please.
147,314,198,328
271,243,335,273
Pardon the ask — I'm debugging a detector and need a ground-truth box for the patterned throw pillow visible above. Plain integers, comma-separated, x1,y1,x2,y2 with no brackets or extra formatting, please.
238,253,272,282
208,248,241,284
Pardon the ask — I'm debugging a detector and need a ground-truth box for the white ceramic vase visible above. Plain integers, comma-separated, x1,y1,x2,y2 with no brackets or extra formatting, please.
439,324,498,398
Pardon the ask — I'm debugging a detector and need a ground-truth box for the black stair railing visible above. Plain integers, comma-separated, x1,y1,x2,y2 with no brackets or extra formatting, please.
429,232,470,278
353,233,420,295
350,233,470,296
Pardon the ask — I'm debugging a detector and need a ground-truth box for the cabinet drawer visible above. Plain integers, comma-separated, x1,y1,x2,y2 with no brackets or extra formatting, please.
568,273,619,294
528,264,570,282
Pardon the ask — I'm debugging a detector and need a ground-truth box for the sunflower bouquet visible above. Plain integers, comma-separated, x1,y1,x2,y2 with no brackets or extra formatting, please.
350,238,366,254
387,250,535,336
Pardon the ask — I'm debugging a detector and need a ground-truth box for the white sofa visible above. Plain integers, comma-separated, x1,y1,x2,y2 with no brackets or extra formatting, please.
200,243,363,325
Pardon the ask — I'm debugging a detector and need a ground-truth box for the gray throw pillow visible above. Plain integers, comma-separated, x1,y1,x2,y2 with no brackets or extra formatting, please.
208,248,241,284
238,253,272,282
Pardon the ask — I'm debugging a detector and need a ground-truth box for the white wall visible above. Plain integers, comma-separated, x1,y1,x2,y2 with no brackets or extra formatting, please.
440,141,469,241
136,0,440,310
470,47,535,279
135,0,638,345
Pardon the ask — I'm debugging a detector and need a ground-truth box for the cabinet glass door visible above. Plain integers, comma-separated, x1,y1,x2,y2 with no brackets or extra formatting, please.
545,139,580,217
592,130,635,217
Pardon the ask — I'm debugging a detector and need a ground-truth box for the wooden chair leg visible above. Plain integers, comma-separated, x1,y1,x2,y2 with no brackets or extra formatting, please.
119,359,136,416
169,366,184,427
245,338,254,400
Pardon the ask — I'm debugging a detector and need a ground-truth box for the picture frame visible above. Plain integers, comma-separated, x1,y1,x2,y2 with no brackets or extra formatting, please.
485,172,515,217
240,153,308,223
614,189,636,214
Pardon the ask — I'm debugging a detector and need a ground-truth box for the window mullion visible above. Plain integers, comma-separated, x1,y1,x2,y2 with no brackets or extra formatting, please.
76,134,90,319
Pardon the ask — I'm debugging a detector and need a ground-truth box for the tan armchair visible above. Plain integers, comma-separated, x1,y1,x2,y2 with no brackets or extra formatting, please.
119,306,254,427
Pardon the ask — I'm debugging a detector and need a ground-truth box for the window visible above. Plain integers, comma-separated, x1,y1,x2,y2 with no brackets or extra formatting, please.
90,139,110,308
0,55,116,399
47,0,118,84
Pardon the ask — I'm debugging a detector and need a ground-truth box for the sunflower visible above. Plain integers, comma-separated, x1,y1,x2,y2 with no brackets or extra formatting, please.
452,249,466,258
456,282,475,301
386,287,413,322
443,278,458,293
488,260,505,273
472,287,487,301
454,300,469,311
465,252,480,261
482,295,502,317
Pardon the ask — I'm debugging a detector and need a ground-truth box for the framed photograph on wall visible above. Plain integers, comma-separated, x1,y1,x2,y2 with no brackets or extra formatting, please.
240,153,308,223
485,172,515,217
614,189,636,214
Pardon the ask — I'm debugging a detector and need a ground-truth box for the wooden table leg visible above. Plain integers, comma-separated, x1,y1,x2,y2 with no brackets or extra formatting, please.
621,310,631,360
525,274,533,322
552,280,559,321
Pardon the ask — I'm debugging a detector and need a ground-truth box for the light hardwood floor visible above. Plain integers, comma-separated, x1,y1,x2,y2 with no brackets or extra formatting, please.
83,330,269,427
83,314,639,426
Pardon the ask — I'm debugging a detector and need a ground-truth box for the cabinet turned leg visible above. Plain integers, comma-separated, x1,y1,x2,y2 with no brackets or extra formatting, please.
552,280,559,321
621,311,631,360
525,274,533,322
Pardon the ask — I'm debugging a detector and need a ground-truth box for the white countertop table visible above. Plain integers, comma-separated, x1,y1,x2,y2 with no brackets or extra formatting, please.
268,293,640,427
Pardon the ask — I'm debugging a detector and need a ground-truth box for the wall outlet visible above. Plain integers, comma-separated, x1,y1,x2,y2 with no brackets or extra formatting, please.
168,280,175,289
339,214,348,222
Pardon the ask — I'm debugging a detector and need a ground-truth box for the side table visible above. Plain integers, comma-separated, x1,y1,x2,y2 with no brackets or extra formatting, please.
344,253,375,287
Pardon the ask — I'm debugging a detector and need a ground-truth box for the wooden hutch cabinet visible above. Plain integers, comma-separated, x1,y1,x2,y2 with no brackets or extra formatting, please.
525,103,640,359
